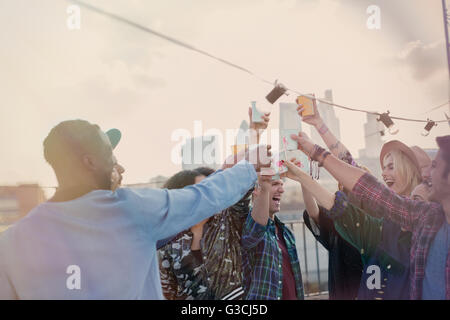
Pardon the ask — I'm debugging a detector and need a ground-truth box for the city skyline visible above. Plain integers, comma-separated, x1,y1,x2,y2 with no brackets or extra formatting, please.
0,0,448,191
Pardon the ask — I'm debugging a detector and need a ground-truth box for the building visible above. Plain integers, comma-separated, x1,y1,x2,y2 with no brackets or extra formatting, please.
356,113,386,179
0,184,46,231
310,90,341,144
181,135,221,171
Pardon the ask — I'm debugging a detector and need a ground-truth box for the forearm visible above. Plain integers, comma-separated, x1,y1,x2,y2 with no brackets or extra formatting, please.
322,155,423,229
302,186,320,223
251,190,270,226
249,129,261,145
321,154,366,192
314,120,355,164
290,165,335,210
154,160,257,241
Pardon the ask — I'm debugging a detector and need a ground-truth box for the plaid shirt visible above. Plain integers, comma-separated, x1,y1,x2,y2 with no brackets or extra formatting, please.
348,173,449,300
241,212,304,300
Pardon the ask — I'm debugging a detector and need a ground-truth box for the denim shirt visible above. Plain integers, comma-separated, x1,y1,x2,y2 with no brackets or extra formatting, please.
0,160,257,299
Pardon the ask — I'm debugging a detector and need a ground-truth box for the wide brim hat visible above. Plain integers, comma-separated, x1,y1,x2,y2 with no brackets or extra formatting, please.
379,140,422,173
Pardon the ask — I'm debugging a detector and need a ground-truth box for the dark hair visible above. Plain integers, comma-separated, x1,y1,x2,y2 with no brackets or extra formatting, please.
436,135,450,177
163,170,203,190
194,167,215,177
43,120,107,170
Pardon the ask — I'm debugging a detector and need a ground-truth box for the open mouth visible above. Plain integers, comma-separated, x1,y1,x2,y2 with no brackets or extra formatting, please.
272,196,281,206
385,180,394,188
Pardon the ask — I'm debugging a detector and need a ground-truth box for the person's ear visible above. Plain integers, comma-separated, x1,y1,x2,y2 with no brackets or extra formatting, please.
82,154,98,172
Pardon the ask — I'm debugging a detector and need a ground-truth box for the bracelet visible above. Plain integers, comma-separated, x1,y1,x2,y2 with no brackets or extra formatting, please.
318,123,328,135
318,151,331,167
311,144,326,162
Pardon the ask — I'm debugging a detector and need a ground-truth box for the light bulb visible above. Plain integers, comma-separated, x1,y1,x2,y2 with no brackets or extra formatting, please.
421,120,436,136
388,124,399,135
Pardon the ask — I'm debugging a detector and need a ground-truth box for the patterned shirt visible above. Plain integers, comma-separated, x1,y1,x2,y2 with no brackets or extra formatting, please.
200,196,251,300
348,173,449,300
158,193,252,300
241,213,304,300
159,231,213,300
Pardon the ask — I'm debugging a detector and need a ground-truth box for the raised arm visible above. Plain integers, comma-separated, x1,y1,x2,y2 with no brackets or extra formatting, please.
283,159,335,211
250,175,271,226
248,106,270,145
291,132,438,231
297,100,358,166
135,159,259,242
241,175,272,249
302,187,320,223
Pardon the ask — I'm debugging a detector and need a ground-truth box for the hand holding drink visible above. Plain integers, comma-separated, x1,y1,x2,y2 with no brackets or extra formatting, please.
296,94,323,128
250,102,271,130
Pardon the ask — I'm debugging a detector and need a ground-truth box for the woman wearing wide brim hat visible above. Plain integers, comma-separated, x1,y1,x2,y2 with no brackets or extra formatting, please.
380,140,430,196
295,102,429,300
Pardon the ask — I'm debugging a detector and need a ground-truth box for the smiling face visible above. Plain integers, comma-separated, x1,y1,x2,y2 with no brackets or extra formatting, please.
429,150,450,202
269,179,284,215
382,153,405,194
382,150,421,196
411,183,431,201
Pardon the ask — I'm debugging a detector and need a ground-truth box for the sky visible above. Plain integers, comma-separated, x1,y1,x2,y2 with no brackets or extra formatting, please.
0,0,449,192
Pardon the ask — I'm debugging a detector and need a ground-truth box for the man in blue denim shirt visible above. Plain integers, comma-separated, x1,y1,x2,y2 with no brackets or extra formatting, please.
0,120,271,299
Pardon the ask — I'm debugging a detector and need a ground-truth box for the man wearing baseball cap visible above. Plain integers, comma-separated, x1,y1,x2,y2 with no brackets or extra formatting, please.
0,119,271,299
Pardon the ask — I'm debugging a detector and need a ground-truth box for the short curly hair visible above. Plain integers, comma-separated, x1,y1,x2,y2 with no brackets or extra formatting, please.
163,170,203,190
43,120,106,169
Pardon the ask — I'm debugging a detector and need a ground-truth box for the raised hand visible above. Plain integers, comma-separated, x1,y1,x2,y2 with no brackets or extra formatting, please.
249,106,270,131
222,144,272,172
296,96,323,128
247,145,272,172
280,157,304,181
290,132,315,157
254,174,272,198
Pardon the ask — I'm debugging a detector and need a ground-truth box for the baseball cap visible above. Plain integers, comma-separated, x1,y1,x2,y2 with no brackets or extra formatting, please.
106,128,121,150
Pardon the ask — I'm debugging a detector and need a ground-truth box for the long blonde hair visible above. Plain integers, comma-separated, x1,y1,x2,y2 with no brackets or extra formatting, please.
384,149,422,196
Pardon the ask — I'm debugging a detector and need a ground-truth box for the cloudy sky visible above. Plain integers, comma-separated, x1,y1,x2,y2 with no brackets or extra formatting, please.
0,0,448,191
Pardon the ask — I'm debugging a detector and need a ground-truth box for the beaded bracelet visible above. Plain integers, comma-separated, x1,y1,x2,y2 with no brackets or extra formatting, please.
311,144,326,162
318,151,331,167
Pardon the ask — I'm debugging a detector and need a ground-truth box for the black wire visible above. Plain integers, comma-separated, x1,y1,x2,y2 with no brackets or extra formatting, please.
68,0,449,124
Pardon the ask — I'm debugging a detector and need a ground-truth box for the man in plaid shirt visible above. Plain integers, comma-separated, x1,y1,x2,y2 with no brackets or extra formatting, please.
292,133,450,300
241,175,304,300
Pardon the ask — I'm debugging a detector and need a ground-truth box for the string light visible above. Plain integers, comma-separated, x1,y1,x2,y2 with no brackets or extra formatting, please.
377,111,399,135
70,0,449,127
421,119,437,137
